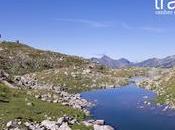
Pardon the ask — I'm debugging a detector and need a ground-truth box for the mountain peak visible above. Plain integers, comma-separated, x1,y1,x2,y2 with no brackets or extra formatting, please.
101,55,112,60
91,55,132,68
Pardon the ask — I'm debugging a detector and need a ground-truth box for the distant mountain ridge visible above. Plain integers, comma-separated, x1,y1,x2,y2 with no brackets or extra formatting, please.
91,55,133,69
91,55,175,68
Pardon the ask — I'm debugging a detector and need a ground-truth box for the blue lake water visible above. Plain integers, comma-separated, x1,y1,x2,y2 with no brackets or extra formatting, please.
81,84,175,130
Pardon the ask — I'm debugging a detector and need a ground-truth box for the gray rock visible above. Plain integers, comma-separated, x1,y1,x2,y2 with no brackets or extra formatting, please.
94,120,105,125
24,122,30,127
58,122,71,130
35,95,41,99
94,124,114,130
57,117,64,124
0,70,9,80
26,102,34,106
69,119,77,125
6,120,18,128
53,99,58,103
82,121,93,127
10,127,21,130
41,120,59,129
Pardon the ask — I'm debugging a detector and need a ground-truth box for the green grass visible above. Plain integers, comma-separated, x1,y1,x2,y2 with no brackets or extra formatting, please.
155,83,175,105
0,83,89,129
0,41,89,76
32,67,129,93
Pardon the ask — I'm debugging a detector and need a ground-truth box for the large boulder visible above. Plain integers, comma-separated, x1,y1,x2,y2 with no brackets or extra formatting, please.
94,124,114,130
58,123,71,130
94,120,105,125
41,120,59,130
57,117,64,124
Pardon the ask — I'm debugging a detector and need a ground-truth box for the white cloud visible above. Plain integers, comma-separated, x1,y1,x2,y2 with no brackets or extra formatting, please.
121,22,165,33
55,19,165,32
56,18,111,27
139,26,164,33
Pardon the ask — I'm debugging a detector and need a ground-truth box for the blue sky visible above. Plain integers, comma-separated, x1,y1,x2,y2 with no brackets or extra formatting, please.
0,0,175,61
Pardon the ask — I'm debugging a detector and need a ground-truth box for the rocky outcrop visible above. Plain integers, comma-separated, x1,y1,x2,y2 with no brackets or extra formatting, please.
11,73,92,115
82,119,114,130
0,69,9,81
0,70,16,88
94,125,114,130
32,91,91,115
6,117,115,130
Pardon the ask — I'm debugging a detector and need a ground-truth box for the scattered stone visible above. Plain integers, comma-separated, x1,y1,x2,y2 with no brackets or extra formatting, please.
24,117,73,130
26,102,34,106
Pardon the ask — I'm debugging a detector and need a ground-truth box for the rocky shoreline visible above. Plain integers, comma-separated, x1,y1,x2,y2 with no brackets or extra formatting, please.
0,70,115,130
135,74,175,110
13,74,92,115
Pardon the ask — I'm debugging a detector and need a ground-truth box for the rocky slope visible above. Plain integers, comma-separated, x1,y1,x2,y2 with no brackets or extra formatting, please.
0,41,89,76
